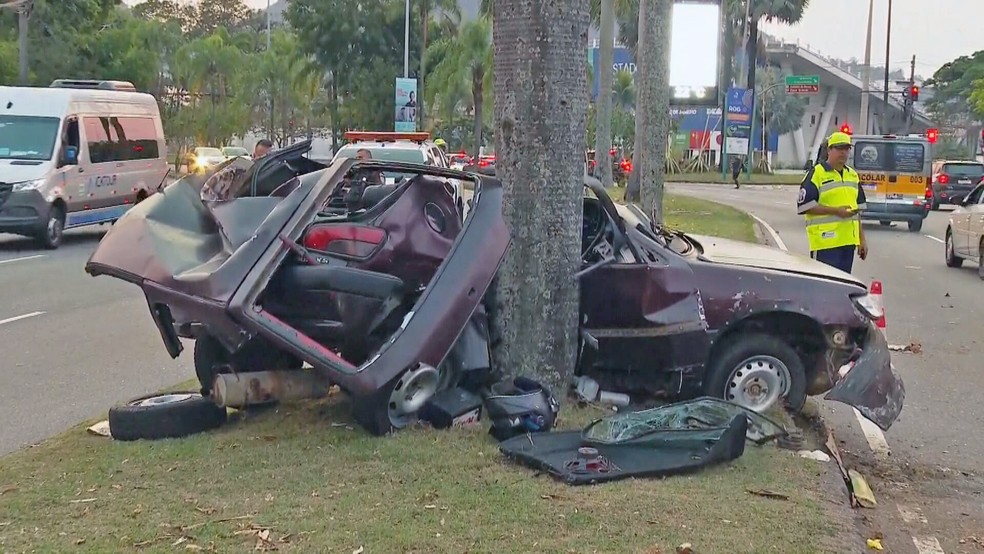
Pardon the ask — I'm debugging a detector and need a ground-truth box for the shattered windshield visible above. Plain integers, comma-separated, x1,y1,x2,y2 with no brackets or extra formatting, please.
581,397,788,445
198,157,254,202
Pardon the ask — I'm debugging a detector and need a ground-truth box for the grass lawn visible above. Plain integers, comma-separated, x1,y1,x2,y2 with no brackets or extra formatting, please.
0,195,830,553
605,188,759,243
666,171,803,186
0,394,836,553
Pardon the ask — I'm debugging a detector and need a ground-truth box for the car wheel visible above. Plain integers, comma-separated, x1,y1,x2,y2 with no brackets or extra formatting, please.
931,195,940,210
37,204,65,249
945,230,963,268
703,333,807,414
979,238,984,280
908,219,923,232
353,356,461,436
108,392,227,441
194,335,234,396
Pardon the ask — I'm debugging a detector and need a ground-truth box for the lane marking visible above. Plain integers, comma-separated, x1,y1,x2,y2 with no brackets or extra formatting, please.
912,536,945,554
924,235,944,244
897,504,928,524
853,407,891,457
0,254,45,265
0,311,45,326
749,212,788,251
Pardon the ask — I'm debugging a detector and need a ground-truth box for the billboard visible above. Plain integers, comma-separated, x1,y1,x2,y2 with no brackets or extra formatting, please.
669,0,721,106
395,77,418,132
669,104,777,152
724,87,753,154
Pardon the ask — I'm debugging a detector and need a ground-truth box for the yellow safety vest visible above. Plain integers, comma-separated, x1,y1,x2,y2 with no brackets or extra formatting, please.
804,163,861,251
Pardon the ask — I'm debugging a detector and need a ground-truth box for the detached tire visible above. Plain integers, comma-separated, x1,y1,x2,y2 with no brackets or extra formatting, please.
703,333,807,414
108,392,227,441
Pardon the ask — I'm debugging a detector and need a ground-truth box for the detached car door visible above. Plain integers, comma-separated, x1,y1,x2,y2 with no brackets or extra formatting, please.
578,186,709,378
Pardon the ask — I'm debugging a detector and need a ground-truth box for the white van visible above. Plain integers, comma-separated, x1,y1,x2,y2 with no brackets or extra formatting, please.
0,79,168,248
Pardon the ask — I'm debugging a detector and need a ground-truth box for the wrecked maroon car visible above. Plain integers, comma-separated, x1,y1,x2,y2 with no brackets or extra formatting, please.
85,143,903,438
576,180,903,431
86,143,508,436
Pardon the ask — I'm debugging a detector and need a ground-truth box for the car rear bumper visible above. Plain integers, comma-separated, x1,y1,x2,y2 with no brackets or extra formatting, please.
860,203,927,222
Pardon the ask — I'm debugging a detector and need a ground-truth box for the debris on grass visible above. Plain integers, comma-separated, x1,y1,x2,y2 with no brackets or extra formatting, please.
798,450,831,463
1,484,16,495
866,537,884,550
746,488,789,501
849,470,878,508
86,420,111,437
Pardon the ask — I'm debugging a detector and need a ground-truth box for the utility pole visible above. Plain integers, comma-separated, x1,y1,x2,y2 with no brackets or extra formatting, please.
266,0,271,50
903,55,915,135
859,0,874,134
403,0,410,78
881,0,892,132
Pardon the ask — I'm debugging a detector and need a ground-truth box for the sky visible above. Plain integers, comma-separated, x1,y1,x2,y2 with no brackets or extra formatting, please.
124,0,982,78
761,0,983,78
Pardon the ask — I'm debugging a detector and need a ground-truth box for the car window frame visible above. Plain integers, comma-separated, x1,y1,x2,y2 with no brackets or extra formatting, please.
965,184,984,205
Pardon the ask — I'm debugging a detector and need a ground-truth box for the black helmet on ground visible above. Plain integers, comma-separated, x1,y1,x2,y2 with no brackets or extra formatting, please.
482,376,560,442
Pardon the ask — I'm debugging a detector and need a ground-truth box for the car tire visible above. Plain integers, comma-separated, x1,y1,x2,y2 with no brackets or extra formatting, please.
703,332,807,414
37,204,65,250
979,238,984,280
931,195,940,211
908,219,923,232
945,230,963,268
108,392,227,441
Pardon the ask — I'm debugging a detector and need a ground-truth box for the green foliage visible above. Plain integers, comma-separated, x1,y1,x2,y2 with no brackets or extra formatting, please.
755,65,805,136
926,51,984,124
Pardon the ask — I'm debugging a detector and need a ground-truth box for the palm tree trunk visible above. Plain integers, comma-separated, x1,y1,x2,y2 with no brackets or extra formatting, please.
631,0,671,222
472,70,483,159
489,0,590,397
745,18,759,167
624,0,648,202
594,0,615,188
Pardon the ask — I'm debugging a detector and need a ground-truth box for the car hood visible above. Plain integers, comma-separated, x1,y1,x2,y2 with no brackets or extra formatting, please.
0,160,53,182
690,234,865,287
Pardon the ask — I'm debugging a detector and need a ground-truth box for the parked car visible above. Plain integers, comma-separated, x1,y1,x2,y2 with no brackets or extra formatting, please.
931,160,984,210
187,146,226,173
944,180,984,277
84,157,903,439
222,146,250,160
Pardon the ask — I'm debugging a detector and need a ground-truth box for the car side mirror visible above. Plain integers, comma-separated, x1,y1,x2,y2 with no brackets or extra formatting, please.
63,145,78,166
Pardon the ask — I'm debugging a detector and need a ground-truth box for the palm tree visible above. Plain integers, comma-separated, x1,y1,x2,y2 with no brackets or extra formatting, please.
624,0,671,219
612,68,635,111
419,0,462,124
743,1,810,100
425,17,492,159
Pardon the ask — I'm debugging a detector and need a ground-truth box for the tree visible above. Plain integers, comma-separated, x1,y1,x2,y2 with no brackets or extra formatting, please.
418,0,461,124
741,0,809,139
287,0,428,149
926,51,984,156
425,17,492,159
754,65,805,171
624,0,671,220
489,0,590,397
186,0,255,37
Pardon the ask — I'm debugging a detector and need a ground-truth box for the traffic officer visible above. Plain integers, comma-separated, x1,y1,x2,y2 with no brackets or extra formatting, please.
796,131,868,273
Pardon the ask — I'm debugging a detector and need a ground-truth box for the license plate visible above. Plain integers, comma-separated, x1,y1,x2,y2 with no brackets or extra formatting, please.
959,179,972,184
887,193,903,200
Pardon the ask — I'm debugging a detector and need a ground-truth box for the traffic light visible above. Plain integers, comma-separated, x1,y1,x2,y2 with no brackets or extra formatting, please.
840,123,852,135
926,128,938,143
910,85,920,102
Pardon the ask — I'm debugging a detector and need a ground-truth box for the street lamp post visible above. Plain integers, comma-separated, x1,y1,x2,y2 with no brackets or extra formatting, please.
859,0,874,135
881,0,892,132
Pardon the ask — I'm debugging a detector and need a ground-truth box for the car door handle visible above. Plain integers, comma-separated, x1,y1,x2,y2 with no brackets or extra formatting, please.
78,167,84,173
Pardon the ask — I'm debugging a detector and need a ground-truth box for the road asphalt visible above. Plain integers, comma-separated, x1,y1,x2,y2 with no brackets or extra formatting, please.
0,227,193,455
669,182,983,554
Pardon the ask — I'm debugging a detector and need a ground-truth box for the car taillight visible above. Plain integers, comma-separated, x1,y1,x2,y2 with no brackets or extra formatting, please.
925,186,932,199
478,159,488,167
938,174,950,185
303,224,385,258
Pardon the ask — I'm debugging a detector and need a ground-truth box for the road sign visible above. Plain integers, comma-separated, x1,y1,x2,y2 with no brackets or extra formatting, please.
785,75,819,94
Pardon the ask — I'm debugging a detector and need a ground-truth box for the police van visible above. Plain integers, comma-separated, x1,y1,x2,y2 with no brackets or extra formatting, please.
817,134,931,232
0,79,168,248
